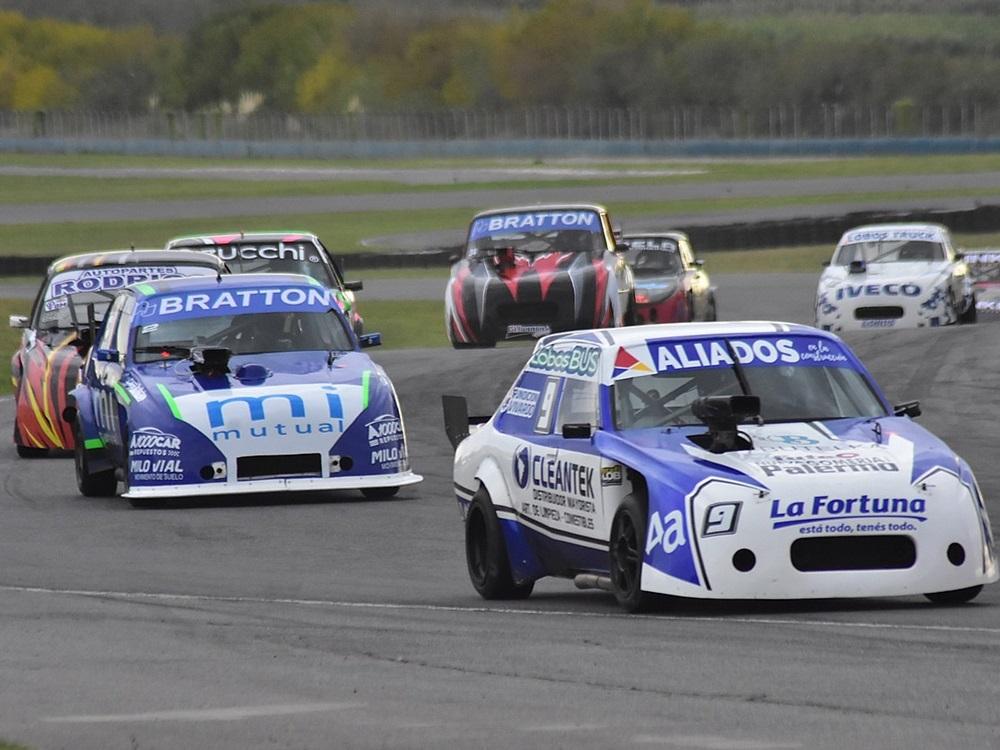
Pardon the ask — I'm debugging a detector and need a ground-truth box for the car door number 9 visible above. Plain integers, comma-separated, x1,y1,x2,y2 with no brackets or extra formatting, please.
702,502,741,537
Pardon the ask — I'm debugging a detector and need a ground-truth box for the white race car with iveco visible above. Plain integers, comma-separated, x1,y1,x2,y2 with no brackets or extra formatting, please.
816,224,975,331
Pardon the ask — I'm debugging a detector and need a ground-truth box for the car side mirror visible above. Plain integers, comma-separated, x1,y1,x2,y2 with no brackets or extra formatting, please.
821,260,830,267
561,423,592,439
954,251,965,261
694,258,705,268
614,243,630,255
893,401,921,418
848,260,866,274
95,348,120,363
343,280,363,292
359,332,381,348
8,314,28,329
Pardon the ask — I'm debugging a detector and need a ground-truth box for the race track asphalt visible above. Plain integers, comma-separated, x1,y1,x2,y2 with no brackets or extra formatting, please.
4,170,1000,226
1,271,998,749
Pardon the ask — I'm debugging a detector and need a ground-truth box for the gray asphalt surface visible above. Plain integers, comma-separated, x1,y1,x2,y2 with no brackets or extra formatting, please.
1,272,999,749
3,171,1000,225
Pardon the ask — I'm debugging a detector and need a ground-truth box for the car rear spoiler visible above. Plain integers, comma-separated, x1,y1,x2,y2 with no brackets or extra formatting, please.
442,395,491,449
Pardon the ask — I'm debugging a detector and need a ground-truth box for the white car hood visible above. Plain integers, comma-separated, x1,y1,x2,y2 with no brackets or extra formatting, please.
819,261,948,290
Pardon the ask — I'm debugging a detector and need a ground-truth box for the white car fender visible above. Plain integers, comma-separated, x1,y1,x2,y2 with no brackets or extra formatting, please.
474,454,513,511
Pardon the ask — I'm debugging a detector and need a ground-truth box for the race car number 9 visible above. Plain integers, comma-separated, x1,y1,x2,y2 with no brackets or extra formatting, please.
702,502,742,537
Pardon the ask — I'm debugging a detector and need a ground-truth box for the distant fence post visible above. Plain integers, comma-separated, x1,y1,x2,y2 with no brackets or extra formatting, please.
32,110,46,138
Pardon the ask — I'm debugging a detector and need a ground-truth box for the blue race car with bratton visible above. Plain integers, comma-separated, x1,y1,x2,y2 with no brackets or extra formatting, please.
67,273,420,505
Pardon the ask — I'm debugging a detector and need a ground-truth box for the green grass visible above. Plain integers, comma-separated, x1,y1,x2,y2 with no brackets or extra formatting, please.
0,173,693,205
0,207,472,257
363,299,447,349
6,184,1000,259
722,11,1000,47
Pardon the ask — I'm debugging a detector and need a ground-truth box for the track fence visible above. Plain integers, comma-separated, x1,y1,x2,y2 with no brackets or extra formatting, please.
4,103,1000,143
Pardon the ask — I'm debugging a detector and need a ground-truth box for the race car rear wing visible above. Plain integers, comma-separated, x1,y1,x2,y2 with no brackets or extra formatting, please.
442,395,490,449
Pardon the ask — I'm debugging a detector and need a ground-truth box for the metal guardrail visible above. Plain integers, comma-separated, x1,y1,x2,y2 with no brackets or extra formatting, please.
3,104,1000,142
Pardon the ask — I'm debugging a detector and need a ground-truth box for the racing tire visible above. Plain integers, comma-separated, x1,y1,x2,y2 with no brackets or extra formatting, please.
924,585,983,605
623,296,640,327
705,294,718,322
609,495,652,613
465,488,534,600
361,485,400,500
958,295,977,324
73,425,117,498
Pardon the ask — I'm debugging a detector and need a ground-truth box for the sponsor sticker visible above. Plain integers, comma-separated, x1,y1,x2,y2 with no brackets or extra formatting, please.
120,372,148,403
135,286,335,323
366,413,403,449
770,493,927,534
470,210,601,240
512,444,596,531
129,426,181,456
129,426,184,481
199,242,319,264
601,464,623,486
527,343,601,378
43,297,68,312
500,387,540,419
834,283,922,300
860,319,897,328
644,335,851,374
843,228,943,244
45,265,214,300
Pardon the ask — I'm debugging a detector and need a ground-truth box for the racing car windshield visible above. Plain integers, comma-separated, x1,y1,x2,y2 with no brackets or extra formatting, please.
34,265,216,332
189,241,340,286
833,240,945,265
466,209,606,258
613,337,887,429
624,239,683,276
133,310,354,363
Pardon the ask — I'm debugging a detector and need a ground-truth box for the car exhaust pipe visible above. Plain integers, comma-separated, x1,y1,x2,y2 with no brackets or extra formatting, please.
573,574,614,592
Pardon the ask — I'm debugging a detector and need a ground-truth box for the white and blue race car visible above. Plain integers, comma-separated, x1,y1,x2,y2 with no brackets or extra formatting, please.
446,322,996,611
816,223,976,331
67,273,420,505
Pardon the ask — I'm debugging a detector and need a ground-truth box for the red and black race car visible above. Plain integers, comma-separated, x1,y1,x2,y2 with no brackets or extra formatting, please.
445,204,634,347
165,231,365,335
623,232,717,324
8,249,225,457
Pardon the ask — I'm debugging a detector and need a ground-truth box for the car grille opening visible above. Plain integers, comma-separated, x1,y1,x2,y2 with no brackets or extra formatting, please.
854,306,904,320
497,302,559,324
790,535,915,572
237,453,322,480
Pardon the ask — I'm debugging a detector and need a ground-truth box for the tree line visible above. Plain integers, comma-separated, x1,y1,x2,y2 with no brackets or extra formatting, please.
2,0,999,115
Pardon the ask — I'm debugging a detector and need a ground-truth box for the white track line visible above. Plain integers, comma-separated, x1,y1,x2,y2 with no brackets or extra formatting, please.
1,583,997,635
43,702,361,724
633,736,802,749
